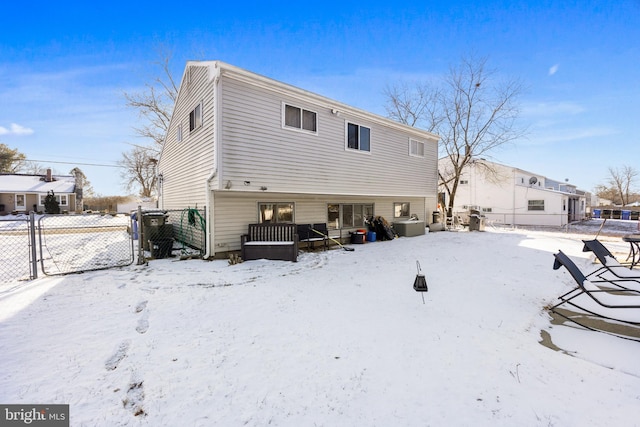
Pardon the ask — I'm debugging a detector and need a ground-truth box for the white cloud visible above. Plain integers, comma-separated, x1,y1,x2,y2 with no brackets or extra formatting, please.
0,123,34,136
0,123,33,135
548,64,559,76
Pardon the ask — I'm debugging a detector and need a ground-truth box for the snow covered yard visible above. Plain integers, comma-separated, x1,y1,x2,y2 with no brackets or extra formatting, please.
1,224,639,426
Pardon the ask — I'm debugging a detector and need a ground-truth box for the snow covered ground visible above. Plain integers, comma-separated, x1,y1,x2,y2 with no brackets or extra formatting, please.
1,220,639,426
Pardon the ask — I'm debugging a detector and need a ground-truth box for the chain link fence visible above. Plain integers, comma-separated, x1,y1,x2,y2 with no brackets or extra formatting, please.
39,213,134,276
135,208,206,261
1,208,207,283
0,217,35,284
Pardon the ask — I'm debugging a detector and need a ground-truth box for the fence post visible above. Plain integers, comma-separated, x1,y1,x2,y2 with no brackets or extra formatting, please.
137,206,145,265
29,211,38,279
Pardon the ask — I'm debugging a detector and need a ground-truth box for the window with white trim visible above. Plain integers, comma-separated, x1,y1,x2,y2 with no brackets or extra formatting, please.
409,139,425,157
346,123,370,152
189,103,202,132
283,104,317,133
259,202,294,223
327,203,374,229
177,124,183,142
528,200,545,211
394,202,410,218
39,194,68,206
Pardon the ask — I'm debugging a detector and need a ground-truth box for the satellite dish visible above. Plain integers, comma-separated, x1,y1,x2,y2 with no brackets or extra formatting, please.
529,177,538,185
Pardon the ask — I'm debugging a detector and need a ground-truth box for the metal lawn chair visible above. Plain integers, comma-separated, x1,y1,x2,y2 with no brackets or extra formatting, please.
582,239,640,288
550,250,640,340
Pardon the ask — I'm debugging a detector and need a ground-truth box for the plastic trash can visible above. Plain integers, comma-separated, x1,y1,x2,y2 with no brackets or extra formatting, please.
149,238,173,259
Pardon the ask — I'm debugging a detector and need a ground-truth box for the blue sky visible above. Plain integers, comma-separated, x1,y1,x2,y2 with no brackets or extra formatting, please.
1,1,638,196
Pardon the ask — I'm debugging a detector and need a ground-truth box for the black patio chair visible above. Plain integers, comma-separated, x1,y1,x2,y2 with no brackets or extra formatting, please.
550,251,640,337
582,239,640,287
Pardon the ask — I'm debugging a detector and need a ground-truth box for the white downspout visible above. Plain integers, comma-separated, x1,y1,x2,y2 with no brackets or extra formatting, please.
204,65,221,259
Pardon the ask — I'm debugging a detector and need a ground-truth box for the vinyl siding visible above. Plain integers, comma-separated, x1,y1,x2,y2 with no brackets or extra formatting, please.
212,191,429,252
218,75,437,197
159,61,441,256
159,65,216,210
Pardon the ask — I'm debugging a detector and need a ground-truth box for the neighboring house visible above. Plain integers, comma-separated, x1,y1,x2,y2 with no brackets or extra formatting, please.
158,61,440,258
0,169,82,214
439,158,588,227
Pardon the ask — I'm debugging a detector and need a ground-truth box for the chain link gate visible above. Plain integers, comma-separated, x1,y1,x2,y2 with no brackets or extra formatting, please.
38,213,134,276
0,215,37,284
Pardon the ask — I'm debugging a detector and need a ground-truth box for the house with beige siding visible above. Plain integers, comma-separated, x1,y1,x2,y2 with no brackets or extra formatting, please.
0,169,82,214
158,61,440,258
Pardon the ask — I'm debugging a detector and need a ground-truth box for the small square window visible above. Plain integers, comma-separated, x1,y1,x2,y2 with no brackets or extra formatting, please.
409,139,425,157
394,202,410,218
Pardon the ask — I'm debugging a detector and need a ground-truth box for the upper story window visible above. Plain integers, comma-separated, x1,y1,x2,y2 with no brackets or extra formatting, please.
283,104,317,133
189,103,202,132
409,139,425,157
459,180,469,185
177,124,183,142
347,123,370,152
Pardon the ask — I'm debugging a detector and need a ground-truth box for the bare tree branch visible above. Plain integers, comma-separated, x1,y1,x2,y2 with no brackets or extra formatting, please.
121,44,178,196
384,54,526,215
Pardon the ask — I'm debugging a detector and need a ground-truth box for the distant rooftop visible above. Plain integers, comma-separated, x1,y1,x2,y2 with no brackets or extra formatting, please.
0,173,76,193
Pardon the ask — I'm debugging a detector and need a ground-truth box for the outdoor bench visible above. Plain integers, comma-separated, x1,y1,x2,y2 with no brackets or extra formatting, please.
241,223,298,262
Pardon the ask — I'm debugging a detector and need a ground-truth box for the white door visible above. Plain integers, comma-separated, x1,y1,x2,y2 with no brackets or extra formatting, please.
15,194,26,210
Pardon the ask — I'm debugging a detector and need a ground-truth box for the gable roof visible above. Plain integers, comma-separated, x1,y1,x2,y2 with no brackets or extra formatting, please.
181,60,441,142
0,173,76,194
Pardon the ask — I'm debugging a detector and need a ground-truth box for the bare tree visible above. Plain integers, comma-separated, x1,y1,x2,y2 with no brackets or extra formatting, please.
384,82,442,130
121,45,179,195
119,146,158,198
607,165,638,206
384,55,525,216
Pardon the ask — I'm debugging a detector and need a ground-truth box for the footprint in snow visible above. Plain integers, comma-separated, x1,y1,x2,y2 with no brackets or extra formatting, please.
136,315,149,334
105,340,131,371
122,371,146,417
134,300,148,313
